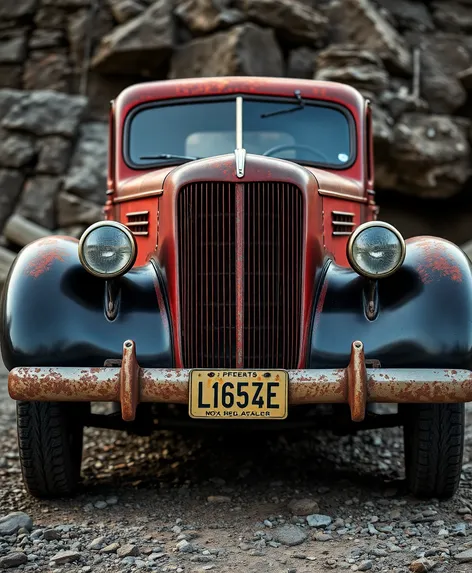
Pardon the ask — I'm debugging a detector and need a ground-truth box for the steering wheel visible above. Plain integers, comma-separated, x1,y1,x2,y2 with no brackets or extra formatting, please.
262,143,330,163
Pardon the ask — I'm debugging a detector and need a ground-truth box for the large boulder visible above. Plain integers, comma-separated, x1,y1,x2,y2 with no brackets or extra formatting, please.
17,175,62,229
314,45,389,97
170,23,284,78
91,0,174,75
432,1,472,33
1,90,87,138
331,0,412,75
0,66,22,89
34,5,67,29
64,122,108,204
29,29,65,50
0,89,24,119
0,0,37,20
0,169,24,232
406,33,472,114
374,0,434,32
0,131,36,169
175,0,244,35
67,6,114,70
57,191,103,227
36,136,72,175
236,0,328,44
81,71,144,121
106,0,151,24
458,66,472,91
287,47,318,79
382,114,471,199
0,30,27,65
23,50,71,92
372,105,394,155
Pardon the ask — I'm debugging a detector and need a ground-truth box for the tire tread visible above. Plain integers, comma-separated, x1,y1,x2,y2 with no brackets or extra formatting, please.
17,401,83,498
402,403,464,499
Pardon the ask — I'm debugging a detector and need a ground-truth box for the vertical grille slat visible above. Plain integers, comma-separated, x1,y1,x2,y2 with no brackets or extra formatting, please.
178,181,303,369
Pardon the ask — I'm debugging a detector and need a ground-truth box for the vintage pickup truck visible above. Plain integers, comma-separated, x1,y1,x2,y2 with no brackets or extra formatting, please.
2,77,471,499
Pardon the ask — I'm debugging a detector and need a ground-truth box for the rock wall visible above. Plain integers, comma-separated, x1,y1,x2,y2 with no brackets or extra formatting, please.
0,0,471,282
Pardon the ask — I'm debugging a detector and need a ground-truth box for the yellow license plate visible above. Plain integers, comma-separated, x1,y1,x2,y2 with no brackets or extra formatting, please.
189,370,288,420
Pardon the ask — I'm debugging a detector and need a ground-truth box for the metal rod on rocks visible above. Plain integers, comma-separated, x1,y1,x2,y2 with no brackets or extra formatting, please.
412,47,421,100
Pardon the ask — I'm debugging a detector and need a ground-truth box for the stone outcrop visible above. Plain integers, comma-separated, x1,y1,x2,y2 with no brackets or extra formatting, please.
0,0,471,288
64,122,108,204
175,0,244,35
92,0,174,74
236,0,329,44
314,46,389,96
331,0,412,74
170,24,284,78
382,114,471,198
0,90,106,266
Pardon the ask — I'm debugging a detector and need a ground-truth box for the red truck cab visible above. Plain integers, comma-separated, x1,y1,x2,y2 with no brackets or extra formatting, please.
108,77,377,269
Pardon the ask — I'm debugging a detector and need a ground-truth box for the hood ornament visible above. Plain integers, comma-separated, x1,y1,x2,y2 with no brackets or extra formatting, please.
234,96,246,178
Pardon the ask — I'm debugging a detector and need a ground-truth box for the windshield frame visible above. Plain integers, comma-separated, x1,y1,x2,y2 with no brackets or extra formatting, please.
123,94,357,171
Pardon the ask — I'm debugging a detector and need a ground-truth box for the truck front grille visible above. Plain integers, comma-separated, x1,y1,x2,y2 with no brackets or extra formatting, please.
177,181,303,369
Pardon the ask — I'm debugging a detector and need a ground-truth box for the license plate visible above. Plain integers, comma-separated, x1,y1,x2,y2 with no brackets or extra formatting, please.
189,370,288,420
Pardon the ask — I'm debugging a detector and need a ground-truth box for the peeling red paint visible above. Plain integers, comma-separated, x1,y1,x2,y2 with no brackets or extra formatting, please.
415,238,463,284
25,245,70,278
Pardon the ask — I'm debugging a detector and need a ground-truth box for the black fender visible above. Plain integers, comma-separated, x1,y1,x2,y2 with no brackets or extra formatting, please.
1,236,173,369
309,236,472,369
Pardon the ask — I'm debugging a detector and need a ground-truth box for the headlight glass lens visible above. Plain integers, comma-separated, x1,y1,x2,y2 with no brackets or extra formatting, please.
82,225,134,277
351,226,403,277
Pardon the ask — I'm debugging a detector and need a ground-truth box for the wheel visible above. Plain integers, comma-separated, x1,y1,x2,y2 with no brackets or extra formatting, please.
17,401,86,498
401,403,465,499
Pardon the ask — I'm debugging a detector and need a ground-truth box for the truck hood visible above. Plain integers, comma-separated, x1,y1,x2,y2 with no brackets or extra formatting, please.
115,154,364,201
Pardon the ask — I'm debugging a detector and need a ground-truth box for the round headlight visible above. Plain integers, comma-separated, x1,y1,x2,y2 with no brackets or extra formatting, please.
347,222,405,279
78,222,137,278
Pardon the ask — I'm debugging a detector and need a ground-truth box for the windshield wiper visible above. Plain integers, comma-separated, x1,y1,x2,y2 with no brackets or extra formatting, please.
261,90,305,118
139,154,201,161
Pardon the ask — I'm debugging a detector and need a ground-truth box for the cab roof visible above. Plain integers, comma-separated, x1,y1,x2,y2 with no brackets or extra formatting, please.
114,76,366,119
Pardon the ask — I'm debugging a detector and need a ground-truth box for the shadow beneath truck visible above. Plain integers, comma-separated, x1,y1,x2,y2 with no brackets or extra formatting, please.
80,410,406,498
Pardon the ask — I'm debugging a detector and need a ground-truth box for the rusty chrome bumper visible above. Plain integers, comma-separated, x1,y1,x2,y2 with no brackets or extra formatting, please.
8,340,472,422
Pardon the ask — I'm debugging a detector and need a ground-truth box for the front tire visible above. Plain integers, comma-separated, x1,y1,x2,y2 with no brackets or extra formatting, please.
401,403,465,499
17,401,85,498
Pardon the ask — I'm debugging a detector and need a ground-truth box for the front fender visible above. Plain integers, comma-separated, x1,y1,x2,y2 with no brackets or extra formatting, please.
310,236,472,369
1,236,173,369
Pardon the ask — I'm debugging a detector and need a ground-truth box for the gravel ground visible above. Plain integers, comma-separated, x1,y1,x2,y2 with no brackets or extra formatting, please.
1,363,472,573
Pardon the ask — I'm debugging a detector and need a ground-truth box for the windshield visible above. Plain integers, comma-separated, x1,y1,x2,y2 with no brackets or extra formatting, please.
127,98,354,168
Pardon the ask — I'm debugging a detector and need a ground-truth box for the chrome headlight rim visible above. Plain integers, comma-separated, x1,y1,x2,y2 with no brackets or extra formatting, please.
78,221,137,279
347,221,406,279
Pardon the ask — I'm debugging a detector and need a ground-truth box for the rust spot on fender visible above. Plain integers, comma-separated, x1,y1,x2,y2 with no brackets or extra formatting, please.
25,244,71,278
415,238,462,284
